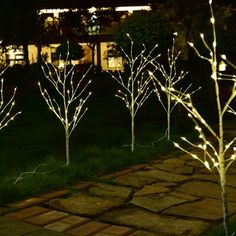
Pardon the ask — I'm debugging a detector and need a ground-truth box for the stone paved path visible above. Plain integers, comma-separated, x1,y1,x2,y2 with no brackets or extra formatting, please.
1,150,236,236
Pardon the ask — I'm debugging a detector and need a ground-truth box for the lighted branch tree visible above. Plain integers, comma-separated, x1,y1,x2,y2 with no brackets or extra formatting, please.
151,34,196,141
108,34,160,152
0,68,21,130
38,47,92,166
151,1,236,235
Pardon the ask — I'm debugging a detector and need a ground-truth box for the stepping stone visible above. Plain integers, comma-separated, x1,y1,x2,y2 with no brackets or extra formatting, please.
186,160,204,168
131,194,189,212
163,198,236,221
161,157,186,166
25,210,69,226
94,225,135,235
152,163,194,175
44,215,90,232
129,230,162,236
88,183,132,201
100,206,208,235
66,221,110,236
191,174,218,182
136,169,189,183
169,191,198,201
7,206,50,220
0,216,66,235
134,183,171,196
48,193,123,216
175,180,236,201
114,173,157,188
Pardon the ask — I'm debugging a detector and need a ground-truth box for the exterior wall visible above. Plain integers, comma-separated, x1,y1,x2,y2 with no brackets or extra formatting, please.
2,42,123,71
27,42,123,71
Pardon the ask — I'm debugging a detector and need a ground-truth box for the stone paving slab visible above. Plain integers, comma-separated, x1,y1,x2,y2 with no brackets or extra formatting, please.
8,197,46,209
163,198,236,221
66,220,110,236
2,148,236,236
129,230,163,236
100,206,209,235
134,182,171,196
88,183,132,201
25,210,69,226
136,169,189,183
7,206,50,220
190,173,218,182
131,194,190,212
114,172,157,188
152,163,194,175
161,157,186,166
44,215,91,232
93,225,135,236
0,216,67,236
48,193,123,216
175,180,236,201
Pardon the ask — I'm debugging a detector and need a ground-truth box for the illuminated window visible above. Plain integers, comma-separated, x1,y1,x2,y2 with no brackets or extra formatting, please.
108,57,122,68
6,46,25,67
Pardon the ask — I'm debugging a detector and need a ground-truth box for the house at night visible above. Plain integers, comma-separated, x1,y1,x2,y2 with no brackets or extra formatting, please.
1,0,153,71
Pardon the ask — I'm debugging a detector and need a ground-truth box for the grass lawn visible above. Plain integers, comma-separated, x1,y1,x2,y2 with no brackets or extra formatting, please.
200,216,236,236
0,69,193,205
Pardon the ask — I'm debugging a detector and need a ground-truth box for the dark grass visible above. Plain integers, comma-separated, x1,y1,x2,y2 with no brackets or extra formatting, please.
200,217,236,236
0,69,194,205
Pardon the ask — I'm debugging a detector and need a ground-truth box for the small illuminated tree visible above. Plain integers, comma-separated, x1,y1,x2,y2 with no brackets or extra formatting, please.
108,34,160,152
151,1,236,235
151,34,197,141
0,68,21,130
38,45,92,166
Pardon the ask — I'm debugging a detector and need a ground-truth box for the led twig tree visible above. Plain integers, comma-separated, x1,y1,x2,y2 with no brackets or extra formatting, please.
151,1,236,235
0,68,21,130
39,46,92,166
151,34,197,141
108,34,160,152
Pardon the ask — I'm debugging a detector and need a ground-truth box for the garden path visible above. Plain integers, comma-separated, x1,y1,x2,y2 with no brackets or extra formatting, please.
1,120,236,236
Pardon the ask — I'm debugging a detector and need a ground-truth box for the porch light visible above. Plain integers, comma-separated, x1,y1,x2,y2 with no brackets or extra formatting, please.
88,13,100,35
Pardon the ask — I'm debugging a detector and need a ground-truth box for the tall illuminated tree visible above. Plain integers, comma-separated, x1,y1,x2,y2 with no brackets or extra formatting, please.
108,34,160,152
38,44,92,166
151,1,236,234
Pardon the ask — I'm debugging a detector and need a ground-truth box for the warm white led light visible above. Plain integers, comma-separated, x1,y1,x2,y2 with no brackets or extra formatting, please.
115,6,151,12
